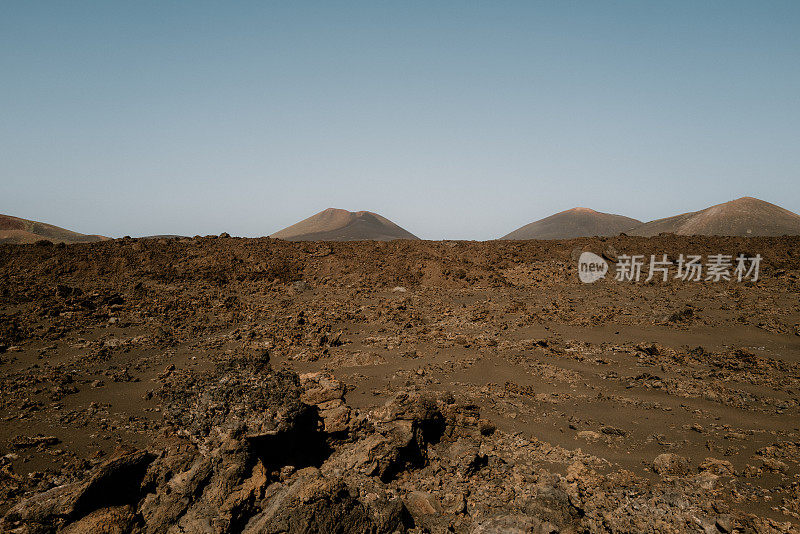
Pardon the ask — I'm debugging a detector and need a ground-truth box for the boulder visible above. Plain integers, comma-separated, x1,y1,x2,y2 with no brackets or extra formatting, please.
2,449,154,534
698,457,734,476
652,453,690,476
61,505,137,534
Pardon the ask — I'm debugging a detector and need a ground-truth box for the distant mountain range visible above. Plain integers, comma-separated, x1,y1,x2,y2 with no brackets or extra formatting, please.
3,197,800,244
270,208,419,241
627,197,800,237
501,208,641,240
0,214,108,244
502,197,800,240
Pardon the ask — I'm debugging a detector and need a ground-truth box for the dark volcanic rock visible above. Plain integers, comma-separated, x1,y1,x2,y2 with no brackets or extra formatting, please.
2,448,154,533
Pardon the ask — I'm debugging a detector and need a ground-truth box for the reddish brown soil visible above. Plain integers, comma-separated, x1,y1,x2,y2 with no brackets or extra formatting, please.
1,236,799,532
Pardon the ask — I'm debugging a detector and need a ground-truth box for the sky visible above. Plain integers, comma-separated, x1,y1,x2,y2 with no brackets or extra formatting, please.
2,1,799,240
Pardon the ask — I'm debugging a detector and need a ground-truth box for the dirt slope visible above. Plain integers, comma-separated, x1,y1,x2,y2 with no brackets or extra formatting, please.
629,197,800,237
271,208,419,241
501,207,641,240
0,214,108,244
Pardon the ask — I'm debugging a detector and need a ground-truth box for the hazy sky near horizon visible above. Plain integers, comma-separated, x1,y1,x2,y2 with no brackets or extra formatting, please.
2,2,799,240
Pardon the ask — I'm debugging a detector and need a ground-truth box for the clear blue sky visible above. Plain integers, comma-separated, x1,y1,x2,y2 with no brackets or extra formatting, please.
2,1,798,239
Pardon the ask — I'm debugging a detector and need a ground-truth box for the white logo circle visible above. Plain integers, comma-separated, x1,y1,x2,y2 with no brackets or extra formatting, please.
578,252,608,283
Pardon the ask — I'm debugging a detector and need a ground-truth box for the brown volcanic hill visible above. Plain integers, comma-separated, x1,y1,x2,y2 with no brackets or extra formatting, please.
500,207,641,240
0,214,108,244
629,197,800,237
270,208,419,241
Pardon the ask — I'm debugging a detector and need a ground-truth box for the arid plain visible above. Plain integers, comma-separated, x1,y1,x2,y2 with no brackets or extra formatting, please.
1,234,799,533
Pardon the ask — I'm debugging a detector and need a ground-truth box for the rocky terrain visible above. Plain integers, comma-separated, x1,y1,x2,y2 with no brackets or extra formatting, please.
1,235,799,533
271,209,419,241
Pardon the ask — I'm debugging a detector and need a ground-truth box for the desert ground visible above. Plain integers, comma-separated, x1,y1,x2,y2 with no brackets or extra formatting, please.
1,236,799,533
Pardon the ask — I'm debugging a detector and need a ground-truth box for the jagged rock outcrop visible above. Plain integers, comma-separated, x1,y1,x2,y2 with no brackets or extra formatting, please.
3,356,796,533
